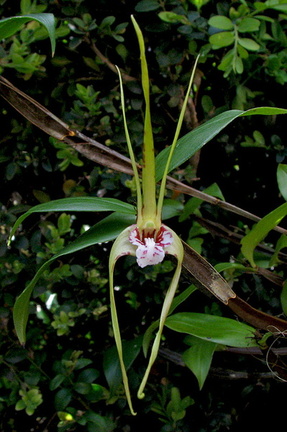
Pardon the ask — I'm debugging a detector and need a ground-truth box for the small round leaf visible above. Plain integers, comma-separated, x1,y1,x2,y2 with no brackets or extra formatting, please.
209,31,235,48
238,38,260,51
208,15,234,30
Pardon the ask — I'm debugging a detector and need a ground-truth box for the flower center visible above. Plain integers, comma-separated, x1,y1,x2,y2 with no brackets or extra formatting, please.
129,226,173,268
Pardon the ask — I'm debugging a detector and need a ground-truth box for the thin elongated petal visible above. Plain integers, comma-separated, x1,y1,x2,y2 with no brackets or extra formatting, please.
156,54,200,216
108,226,137,415
137,228,184,399
116,66,142,216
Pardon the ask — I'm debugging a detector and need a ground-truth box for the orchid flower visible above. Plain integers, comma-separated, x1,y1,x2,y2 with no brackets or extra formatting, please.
110,16,200,415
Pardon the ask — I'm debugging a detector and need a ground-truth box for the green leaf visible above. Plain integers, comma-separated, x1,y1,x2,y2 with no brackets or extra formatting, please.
13,212,135,344
270,234,287,266
74,382,92,395
49,374,66,391
234,55,244,74
54,388,72,411
9,197,135,243
218,49,234,72
77,368,100,383
238,17,260,32
209,31,235,48
162,199,184,220
0,14,56,55
270,4,287,12
182,338,217,389
238,38,260,51
135,0,160,12
254,2,267,12
241,202,287,267
158,11,186,24
155,107,287,181
277,164,287,201
215,262,252,273
85,411,115,432
208,16,234,30
165,313,258,347
237,44,249,59
179,183,225,222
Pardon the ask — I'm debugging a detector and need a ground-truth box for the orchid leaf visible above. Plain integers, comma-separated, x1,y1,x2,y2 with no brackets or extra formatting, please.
9,197,135,244
0,14,56,55
270,234,287,267
13,212,134,345
241,201,287,267
277,164,287,201
182,337,217,389
179,183,224,222
165,313,258,347
162,199,184,220
155,107,287,181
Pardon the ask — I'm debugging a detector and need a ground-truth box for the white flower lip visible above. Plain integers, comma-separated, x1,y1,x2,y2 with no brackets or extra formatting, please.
129,226,173,268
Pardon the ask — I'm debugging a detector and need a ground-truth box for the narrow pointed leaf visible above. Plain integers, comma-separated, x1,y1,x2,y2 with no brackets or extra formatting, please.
241,202,287,267
9,197,135,243
13,212,135,344
270,234,287,266
277,164,287,201
0,14,56,55
165,313,258,347
155,107,287,181
182,338,217,389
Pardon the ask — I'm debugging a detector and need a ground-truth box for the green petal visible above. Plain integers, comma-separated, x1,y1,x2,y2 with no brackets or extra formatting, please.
137,228,184,399
109,226,137,415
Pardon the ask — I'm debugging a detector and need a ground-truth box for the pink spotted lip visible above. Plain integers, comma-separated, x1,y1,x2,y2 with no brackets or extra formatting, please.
129,225,173,268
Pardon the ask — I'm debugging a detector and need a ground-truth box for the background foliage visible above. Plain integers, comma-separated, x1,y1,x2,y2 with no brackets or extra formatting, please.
1,0,287,431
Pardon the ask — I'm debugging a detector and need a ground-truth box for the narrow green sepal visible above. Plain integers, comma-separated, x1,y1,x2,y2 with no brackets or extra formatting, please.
137,228,184,399
109,226,137,415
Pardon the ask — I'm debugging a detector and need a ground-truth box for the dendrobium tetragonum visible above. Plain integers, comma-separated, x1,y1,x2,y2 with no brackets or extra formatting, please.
110,16,200,415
